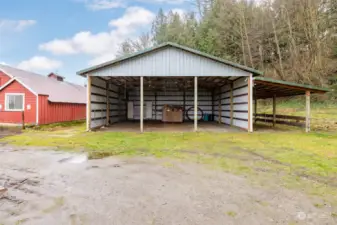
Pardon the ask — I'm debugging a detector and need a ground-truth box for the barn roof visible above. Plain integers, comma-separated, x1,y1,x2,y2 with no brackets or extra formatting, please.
254,77,330,99
0,64,86,104
77,42,263,77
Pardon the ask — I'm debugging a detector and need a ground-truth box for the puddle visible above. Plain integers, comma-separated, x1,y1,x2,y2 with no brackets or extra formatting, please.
58,154,88,164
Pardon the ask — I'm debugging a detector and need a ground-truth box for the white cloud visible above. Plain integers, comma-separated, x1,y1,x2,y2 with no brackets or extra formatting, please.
18,56,63,71
86,0,125,11
77,0,186,10
140,0,186,4
40,7,155,65
0,19,36,32
88,52,116,65
109,7,155,32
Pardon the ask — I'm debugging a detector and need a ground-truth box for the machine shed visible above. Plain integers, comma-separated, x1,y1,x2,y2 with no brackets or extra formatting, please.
78,42,329,133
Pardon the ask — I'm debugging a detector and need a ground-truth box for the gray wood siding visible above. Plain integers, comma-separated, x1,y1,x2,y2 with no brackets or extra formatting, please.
213,76,249,130
89,47,251,77
90,77,125,129
90,77,107,129
128,89,212,121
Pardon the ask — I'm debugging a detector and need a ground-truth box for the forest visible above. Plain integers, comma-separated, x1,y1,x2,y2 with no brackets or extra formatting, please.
118,0,337,97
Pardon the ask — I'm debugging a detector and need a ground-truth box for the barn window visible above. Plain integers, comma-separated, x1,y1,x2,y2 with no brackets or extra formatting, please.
5,94,24,111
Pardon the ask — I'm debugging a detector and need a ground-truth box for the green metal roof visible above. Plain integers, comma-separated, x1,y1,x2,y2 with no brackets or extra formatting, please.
254,77,330,93
77,42,263,76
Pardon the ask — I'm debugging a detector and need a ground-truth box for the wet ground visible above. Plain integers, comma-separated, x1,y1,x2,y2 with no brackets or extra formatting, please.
0,146,335,225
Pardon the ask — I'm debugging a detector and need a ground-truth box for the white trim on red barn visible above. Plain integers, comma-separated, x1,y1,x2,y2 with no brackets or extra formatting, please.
4,93,25,111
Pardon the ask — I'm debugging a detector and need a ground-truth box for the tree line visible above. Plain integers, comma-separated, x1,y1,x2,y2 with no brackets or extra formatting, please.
119,0,337,88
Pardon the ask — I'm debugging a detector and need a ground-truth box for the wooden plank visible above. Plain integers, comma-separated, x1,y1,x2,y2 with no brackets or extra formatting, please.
254,98,257,123
106,80,110,126
87,76,92,131
230,83,234,126
255,119,305,128
306,91,311,132
248,75,252,132
254,114,306,121
194,76,198,132
273,95,276,127
140,76,144,132
218,90,221,124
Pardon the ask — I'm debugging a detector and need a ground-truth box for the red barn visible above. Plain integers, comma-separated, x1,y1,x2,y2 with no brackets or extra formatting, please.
0,64,86,126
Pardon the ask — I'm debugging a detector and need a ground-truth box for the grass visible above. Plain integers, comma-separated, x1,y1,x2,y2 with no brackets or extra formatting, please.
1,120,337,208
257,99,337,131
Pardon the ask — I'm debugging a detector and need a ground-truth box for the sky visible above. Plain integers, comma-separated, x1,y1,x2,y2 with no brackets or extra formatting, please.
0,0,191,85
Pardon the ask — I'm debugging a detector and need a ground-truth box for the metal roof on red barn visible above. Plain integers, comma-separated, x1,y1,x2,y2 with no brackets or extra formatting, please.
0,64,86,104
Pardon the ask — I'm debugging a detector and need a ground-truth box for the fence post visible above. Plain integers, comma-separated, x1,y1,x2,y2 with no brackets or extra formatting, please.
273,95,276,127
305,91,311,132
21,110,25,129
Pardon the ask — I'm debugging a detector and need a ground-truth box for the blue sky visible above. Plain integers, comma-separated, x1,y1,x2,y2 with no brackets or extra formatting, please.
0,0,191,85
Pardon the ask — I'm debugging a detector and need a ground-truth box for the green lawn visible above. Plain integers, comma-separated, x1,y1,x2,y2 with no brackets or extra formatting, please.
257,99,337,131
1,121,337,207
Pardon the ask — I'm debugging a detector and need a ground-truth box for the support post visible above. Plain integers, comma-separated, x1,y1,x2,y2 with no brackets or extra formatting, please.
86,76,92,131
106,80,110,126
211,90,214,121
305,91,310,132
254,98,257,123
272,95,276,127
194,76,198,132
248,75,253,132
21,111,25,129
140,76,144,132
230,83,234,126
218,89,221,124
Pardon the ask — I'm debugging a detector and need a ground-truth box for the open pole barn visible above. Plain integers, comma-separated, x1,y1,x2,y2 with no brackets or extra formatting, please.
77,42,329,133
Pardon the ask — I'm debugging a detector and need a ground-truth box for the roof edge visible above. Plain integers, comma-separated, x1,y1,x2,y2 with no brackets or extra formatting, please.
77,42,263,77
254,77,331,93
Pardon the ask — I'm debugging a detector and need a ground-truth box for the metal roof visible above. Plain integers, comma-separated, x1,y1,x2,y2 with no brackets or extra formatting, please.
77,42,263,77
0,64,86,104
254,77,330,99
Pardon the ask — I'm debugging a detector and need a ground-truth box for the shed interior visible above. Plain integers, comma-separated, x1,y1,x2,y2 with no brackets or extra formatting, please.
89,75,251,131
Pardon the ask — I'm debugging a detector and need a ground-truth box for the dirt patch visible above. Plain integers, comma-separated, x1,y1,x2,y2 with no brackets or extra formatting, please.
0,146,336,225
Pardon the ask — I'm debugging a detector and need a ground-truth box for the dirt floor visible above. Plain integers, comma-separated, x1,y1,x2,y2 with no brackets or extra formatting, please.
103,121,243,132
0,146,335,225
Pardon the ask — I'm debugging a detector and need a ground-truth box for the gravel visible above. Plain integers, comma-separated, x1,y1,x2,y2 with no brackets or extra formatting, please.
0,146,335,225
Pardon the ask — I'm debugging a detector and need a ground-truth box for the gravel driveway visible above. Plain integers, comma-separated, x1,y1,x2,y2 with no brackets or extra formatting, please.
0,146,335,225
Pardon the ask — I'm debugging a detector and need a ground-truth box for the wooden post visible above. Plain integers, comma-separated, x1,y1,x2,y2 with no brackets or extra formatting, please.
86,76,92,131
140,76,144,132
230,83,234,126
194,76,198,132
306,91,310,132
248,75,253,132
254,98,257,123
273,95,276,127
211,90,214,121
106,80,110,126
183,89,185,122
21,111,25,129
218,89,221,124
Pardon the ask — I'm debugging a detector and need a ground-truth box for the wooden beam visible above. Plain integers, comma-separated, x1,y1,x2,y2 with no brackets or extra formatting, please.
86,76,92,131
106,80,110,126
272,94,276,127
230,83,234,126
306,91,310,132
194,76,198,132
254,98,257,123
248,76,252,132
218,90,221,124
140,76,144,132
